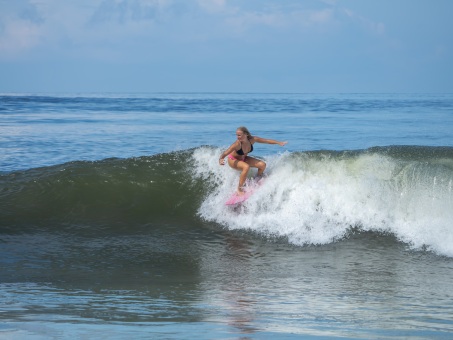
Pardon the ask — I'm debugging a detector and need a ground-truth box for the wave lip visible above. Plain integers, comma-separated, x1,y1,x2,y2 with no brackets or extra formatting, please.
194,146,453,257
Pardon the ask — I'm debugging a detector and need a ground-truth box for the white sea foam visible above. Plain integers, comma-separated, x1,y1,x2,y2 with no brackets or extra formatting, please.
192,147,453,257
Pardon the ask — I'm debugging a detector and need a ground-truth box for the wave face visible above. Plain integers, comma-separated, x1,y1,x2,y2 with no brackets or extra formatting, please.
1,146,453,256
0,150,203,231
194,146,453,257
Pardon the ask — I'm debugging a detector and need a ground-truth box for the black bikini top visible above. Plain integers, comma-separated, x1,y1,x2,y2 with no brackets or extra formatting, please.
237,141,253,155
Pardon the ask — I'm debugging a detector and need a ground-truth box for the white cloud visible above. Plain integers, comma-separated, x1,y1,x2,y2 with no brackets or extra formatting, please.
342,8,385,36
0,0,386,60
89,0,172,24
225,11,284,33
0,0,43,56
197,0,226,13
223,5,336,35
307,8,333,25
0,18,42,56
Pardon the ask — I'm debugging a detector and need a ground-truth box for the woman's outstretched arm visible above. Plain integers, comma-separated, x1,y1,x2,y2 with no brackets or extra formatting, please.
253,136,287,147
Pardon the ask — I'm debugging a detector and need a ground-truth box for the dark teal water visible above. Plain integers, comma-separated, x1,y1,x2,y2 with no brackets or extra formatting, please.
1,93,453,339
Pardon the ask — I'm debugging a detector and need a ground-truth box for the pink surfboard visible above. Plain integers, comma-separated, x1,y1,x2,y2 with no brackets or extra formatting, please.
225,178,265,206
225,190,254,205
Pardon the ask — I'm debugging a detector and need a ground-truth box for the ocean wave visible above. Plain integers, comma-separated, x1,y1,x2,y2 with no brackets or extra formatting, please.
0,150,203,231
1,146,453,257
194,146,453,257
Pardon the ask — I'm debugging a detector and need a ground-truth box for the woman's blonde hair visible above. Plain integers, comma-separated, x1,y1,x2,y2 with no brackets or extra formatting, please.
237,126,252,139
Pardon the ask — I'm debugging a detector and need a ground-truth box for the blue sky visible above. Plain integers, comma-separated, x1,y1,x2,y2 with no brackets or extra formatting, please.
1,0,452,93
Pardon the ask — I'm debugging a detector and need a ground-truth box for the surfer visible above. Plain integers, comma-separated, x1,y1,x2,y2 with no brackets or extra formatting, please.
219,126,287,194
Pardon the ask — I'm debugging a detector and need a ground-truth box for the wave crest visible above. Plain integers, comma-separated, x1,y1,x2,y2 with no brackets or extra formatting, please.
194,146,453,257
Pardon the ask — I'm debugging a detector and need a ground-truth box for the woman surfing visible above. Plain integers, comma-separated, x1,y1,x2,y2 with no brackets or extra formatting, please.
219,126,287,194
